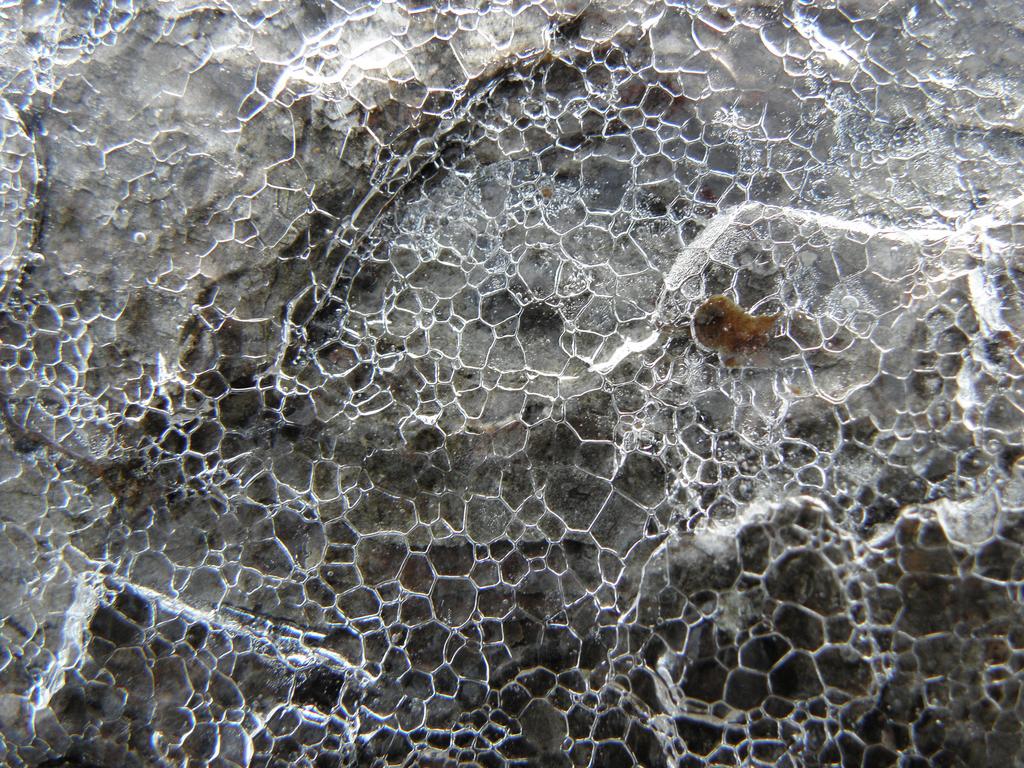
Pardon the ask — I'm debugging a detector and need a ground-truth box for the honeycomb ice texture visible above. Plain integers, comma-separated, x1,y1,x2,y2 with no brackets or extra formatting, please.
1,1,1023,766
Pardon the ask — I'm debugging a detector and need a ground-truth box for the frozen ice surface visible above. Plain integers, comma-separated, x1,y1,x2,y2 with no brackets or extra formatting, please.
1,1,1024,766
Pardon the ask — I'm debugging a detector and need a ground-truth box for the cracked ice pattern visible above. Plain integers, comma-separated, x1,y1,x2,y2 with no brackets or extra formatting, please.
2,1,1024,766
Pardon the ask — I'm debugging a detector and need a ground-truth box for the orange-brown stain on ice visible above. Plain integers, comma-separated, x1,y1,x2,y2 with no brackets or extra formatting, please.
693,295,781,355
